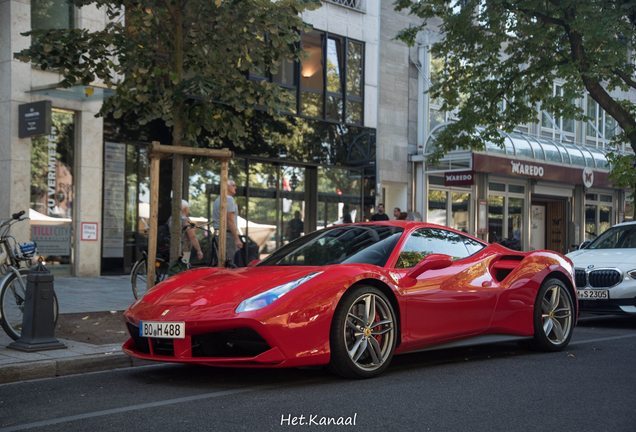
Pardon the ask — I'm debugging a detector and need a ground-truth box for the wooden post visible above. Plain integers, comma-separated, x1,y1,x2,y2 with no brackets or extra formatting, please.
218,159,229,266
147,147,161,291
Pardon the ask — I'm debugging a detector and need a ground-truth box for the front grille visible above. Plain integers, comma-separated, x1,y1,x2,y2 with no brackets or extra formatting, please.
127,323,150,354
153,338,175,356
575,269,587,288
191,328,271,358
589,269,621,288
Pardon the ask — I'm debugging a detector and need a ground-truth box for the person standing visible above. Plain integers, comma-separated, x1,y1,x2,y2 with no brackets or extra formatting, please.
371,203,390,221
167,200,203,263
212,178,243,264
393,207,401,219
287,210,304,241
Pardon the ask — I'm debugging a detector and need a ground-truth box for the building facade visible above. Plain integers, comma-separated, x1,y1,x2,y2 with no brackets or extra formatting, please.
378,0,636,254
1,0,384,276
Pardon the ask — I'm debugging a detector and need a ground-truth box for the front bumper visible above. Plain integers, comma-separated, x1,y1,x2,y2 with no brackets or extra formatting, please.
578,297,636,315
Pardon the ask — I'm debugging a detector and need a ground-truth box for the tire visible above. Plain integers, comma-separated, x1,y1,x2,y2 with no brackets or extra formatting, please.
327,286,397,379
131,257,168,299
0,268,59,341
526,278,575,352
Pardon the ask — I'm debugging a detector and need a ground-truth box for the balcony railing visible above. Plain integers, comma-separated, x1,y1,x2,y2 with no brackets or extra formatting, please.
324,0,365,12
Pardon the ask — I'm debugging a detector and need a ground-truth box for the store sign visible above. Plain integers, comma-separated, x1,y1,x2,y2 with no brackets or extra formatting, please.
582,167,594,188
510,161,544,177
18,101,52,138
472,153,615,188
31,225,71,256
444,171,475,186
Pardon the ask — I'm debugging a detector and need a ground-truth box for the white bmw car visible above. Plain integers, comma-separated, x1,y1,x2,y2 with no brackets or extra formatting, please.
567,221,636,315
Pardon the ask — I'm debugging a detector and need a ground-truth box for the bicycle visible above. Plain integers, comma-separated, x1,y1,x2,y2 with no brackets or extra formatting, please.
130,219,235,299
0,210,59,340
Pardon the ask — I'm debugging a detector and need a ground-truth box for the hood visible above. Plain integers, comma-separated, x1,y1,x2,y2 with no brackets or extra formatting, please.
140,266,321,307
566,248,636,268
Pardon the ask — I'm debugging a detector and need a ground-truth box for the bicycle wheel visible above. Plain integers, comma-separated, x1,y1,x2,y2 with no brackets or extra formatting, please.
131,257,168,299
0,268,59,341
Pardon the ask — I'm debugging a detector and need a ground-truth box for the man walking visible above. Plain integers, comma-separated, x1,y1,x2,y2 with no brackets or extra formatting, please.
212,178,243,264
371,203,390,221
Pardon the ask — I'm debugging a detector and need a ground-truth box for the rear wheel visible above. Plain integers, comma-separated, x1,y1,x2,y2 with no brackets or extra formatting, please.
0,269,59,341
525,278,574,352
327,286,397,379
131,257,168,299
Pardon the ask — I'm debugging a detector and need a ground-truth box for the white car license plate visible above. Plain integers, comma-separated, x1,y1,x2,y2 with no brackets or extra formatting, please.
139,321,185,339
577,289,609,300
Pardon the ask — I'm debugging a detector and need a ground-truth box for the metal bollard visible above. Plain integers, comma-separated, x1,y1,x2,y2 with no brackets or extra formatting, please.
8,261,66,352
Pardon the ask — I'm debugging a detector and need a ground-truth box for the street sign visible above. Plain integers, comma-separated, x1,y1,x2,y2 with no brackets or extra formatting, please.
18,101,52,138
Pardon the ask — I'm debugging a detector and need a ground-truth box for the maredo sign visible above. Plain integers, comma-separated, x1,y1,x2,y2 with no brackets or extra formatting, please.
444,171,475,187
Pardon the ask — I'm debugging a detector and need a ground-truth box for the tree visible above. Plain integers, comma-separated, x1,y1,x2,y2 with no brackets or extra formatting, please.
394,0,636,192
16,0,321,260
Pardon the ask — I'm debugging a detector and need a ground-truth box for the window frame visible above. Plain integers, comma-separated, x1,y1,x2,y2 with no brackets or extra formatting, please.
248,30,365,126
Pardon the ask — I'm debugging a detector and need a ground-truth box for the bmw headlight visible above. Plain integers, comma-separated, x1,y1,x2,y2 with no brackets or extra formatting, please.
235,272,323,313
627,270,636,279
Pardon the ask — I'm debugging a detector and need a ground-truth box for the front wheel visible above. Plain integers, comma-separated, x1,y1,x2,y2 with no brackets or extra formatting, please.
527,278,575,352
327,286,397,379
131,257,168,299
0,268,59,341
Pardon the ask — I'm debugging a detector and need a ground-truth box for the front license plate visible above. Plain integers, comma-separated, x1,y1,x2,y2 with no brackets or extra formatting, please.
139,321,185,339
577,289,609,300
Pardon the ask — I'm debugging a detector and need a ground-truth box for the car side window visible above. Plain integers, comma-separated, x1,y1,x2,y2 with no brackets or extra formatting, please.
395,228,470,269
462,235,487,255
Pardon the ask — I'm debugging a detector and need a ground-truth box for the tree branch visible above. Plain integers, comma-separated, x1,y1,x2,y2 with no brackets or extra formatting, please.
611,67,636,91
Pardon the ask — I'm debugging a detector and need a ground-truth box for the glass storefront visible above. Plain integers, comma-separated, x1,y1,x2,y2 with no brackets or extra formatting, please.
30,109,75,274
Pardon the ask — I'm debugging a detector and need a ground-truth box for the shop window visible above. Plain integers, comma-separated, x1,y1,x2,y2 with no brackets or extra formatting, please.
488,183,524,250
585,193,614,240
30,109,75,275
31,0,74,31
451,192,470,233
626,200,634,222
428,190,447,225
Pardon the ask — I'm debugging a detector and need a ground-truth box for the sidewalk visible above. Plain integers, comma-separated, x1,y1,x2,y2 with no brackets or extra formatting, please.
0,275,153,385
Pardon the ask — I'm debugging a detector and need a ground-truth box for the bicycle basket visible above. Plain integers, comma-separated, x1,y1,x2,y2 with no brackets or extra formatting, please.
15,241,37,259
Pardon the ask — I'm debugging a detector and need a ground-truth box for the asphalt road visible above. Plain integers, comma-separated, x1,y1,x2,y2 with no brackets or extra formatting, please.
1,315,635,432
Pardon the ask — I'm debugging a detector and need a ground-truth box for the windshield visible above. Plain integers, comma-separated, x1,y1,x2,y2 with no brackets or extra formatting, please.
257,225,405,267
587,225,636,249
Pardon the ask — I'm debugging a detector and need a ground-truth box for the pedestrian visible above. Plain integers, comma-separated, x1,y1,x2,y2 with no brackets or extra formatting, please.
212,178,243,264
287,210,304,241
167,200,203,263
371,203,390,221
342,204,353,223
398,212,408,220
393,207,401,219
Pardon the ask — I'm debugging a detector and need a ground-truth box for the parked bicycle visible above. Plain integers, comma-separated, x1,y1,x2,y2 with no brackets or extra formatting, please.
131,219,231,299
0,210,59,340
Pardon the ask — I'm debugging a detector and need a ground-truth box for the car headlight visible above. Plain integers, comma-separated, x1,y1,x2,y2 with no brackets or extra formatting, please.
235,271,323,313
627,270,636,279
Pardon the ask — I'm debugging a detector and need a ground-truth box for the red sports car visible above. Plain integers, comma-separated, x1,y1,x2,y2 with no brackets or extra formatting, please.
123,222,577,379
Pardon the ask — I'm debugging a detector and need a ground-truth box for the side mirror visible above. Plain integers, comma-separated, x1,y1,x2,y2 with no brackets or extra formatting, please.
248,259,260,267
406,254,453,279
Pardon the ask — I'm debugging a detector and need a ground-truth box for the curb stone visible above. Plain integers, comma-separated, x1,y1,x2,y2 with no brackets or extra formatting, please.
0,352,156,384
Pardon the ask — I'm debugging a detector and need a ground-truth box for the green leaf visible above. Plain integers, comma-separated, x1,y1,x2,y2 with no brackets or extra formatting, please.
43,44,53,53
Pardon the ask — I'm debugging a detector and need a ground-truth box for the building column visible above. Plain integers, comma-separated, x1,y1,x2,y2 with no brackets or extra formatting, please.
73,103,103,277
0,0,33,241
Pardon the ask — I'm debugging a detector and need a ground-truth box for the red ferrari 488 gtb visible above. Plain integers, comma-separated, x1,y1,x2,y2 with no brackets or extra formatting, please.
123,222,577,379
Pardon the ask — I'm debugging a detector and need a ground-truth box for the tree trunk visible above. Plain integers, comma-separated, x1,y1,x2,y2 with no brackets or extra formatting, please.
169,4,186,263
